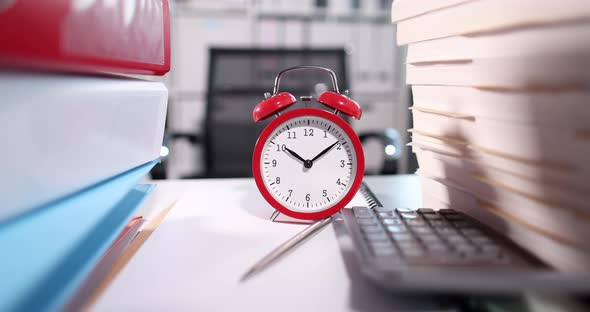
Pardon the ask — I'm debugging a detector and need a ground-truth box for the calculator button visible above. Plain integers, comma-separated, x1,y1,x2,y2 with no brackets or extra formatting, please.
375,207,394,212
381,218,404,225
360,224,383,233
385,225,406,233
398,240,423,249
429,220,448,227
452,221,474,228
445,234,468,244
398,240,422,249
454,243,478,254
369,240,393,248
365,232,389,241
377,211,396,218
444,214,465,221
419,234,443,244
417,208,436,214
391,233,415,241
463,252,499,263
461,228,484,236
353,206,371,215
357,218,378,225
401,247,425,258
412,227,433,235
423,213,443,220
438,209,457,214
425,243,451,254
373,247,397,256
470,235,494,245
378,214,402,221
406,219,427,226
400,212,419,219
435,226,458,234
481,243,503,254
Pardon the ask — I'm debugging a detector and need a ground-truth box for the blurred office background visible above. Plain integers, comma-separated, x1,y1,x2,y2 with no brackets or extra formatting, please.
157,0,410,179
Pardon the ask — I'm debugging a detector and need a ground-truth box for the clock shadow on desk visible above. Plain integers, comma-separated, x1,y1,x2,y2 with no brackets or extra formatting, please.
238,183,313,225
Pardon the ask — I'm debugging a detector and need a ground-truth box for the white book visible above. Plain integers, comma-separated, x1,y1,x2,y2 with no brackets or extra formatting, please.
414,146,589,215
1,72,167,222
390,0,472,23
419,175,590,272
394,0,590,45
406,22,590,64
411,109,590,169
406,55,590,89
411,85,590,129
410,130,590,194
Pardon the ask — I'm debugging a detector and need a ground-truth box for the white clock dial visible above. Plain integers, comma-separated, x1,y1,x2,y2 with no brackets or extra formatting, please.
260,116,358,213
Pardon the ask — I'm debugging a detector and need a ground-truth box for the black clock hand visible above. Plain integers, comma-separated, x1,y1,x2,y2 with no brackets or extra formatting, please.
284,147,306,164
310,141,340,163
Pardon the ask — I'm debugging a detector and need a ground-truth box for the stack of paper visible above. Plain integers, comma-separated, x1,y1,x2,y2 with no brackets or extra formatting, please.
391,0,590,271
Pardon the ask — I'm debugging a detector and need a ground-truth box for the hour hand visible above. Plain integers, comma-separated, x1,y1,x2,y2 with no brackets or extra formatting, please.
284,147,306,164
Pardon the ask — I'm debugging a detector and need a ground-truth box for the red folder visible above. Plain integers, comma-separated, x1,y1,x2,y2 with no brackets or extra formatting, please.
0,0,170,76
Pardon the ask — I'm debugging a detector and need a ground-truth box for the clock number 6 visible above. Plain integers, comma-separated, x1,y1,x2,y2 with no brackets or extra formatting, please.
305,194,310,201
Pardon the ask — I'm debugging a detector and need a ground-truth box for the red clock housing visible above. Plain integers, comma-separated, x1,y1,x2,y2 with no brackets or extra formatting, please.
252,108,365,220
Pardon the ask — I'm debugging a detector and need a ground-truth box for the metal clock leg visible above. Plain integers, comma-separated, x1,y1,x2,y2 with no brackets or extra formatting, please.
270,210,281,222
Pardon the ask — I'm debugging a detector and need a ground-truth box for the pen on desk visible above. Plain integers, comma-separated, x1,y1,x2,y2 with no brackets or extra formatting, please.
240,217,333,282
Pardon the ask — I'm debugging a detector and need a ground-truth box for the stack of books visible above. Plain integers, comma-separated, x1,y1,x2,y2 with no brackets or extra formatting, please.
0,0,170,310
391,0,590,272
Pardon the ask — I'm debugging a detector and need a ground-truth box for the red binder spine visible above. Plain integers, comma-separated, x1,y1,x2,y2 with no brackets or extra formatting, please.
0,0,170,76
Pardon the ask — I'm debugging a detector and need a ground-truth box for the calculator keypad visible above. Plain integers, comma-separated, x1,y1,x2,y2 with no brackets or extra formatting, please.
353,207,522,266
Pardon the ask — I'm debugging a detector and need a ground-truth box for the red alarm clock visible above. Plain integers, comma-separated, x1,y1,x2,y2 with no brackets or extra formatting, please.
252,66,365,220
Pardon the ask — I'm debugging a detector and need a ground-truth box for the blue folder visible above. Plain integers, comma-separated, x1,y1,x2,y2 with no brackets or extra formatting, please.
0,160,158,312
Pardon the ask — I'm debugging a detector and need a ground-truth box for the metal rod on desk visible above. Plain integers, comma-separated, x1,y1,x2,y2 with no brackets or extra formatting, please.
240,217,333,282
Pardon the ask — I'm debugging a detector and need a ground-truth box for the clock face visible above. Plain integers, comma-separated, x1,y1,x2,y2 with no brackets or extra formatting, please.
258,114,359,214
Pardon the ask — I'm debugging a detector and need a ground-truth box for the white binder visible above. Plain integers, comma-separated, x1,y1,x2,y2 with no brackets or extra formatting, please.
0,72,168,222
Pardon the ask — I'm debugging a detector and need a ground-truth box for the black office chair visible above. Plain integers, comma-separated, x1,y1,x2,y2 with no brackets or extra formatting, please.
157,48,400,179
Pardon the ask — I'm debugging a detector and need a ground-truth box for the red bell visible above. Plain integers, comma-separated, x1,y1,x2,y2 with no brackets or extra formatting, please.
252,92,297,123
317,91,362,120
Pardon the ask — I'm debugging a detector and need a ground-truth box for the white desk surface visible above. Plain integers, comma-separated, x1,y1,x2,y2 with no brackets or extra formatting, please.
92,175,446,311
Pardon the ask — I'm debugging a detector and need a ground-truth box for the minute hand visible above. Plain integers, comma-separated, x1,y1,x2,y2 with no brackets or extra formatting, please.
311,141,340,163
